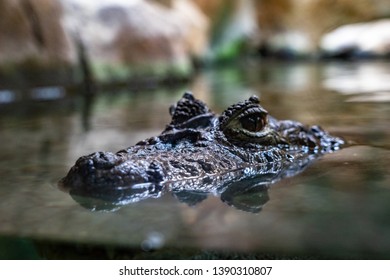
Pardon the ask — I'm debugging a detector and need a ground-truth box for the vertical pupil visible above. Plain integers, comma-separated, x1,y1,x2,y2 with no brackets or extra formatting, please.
249,117,257,131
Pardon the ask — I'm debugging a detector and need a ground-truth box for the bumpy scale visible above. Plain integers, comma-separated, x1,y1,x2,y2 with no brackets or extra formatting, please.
60,92,344,192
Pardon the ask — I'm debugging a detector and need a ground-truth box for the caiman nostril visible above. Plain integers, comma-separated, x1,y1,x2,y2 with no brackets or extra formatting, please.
91,152,118,169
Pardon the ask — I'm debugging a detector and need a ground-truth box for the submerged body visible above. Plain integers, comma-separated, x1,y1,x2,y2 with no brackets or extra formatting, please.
60,92,344,192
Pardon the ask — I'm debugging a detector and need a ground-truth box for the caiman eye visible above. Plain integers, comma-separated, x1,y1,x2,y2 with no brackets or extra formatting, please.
240,113,266,132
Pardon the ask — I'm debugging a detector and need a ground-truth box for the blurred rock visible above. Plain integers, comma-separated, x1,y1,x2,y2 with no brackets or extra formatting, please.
321,19,390,58
255,0,390,58
61,0,209,82
0,0,76,86
1,0,389,88
0,0,209,85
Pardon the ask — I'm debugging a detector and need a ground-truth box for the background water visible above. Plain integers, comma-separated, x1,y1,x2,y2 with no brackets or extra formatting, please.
0,60,389,259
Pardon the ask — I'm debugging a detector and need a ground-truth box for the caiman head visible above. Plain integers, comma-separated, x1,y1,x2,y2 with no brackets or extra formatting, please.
60,93,344,194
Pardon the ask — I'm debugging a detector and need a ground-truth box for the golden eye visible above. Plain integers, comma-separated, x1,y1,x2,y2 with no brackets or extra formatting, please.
240,113,265,132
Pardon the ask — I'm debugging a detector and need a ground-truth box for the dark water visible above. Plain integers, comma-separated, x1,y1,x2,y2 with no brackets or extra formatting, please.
0,60,389,259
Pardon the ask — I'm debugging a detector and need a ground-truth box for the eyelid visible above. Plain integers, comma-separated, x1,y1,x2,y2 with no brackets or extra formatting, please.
238,107,267,119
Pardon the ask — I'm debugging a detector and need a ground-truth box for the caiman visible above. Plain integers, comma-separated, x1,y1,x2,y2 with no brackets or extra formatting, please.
60,92,344,212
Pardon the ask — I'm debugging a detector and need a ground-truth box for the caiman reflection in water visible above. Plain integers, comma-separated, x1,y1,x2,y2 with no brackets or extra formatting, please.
60,92,344,212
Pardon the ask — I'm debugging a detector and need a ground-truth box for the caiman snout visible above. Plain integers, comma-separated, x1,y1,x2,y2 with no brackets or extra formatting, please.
60,151,122,190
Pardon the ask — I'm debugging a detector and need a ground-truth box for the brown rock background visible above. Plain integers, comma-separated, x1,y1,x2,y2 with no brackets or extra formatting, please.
0,0,74,66
0,0,389,85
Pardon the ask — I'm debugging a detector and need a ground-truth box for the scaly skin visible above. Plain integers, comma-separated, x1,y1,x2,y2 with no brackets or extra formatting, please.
60,92,344,194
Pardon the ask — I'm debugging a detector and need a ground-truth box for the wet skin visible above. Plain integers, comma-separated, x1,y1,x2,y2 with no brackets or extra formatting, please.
60,92,344,195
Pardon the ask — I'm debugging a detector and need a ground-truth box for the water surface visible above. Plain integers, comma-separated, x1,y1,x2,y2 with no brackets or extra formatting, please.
0,60,389,258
